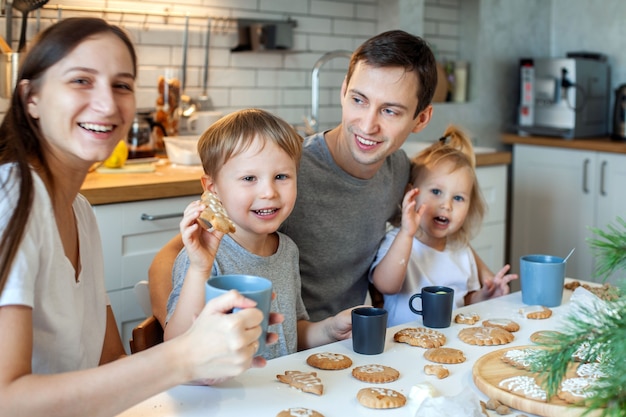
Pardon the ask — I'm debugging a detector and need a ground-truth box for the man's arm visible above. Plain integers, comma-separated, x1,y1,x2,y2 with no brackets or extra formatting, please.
148,234,184,327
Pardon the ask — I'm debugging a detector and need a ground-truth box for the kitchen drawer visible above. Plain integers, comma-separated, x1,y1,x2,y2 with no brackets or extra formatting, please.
471,222,506,272
93,195,197,292
476,165,507,225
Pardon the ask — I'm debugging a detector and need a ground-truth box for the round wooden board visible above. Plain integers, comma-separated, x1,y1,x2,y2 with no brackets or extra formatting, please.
472,346,600,417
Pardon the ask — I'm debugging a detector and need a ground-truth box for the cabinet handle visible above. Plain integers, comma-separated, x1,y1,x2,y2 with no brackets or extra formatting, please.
141,212,184,221
600,160,607,196
582,158,590,194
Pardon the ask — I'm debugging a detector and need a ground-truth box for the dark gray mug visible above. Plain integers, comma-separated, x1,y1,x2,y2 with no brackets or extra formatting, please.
351,307,388,355
409,286,454,328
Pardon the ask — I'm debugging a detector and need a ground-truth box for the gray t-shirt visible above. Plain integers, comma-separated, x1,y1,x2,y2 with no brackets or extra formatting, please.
280,132,411,321
167,233,308,360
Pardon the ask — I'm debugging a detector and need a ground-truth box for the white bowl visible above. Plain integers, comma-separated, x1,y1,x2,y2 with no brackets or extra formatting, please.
163,136,201,165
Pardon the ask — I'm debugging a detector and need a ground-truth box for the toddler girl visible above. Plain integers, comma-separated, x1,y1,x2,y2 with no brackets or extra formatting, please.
369,125,517,326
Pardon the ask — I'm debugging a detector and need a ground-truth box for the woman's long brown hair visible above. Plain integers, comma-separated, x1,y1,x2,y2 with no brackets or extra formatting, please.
0,18,137,295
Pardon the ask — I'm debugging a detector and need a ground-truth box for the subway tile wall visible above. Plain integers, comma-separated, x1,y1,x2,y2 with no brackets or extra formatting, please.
1,0,460,133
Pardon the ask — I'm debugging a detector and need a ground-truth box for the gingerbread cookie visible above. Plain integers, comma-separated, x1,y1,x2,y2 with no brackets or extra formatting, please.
498,375,547,402
519,305,552,319
357,387,406,409
458,326,514,346
424,347,466,364
454,312,480,325
276,371,323,396
352,364,400,383
564,280,620,301
530,330,562,344
393,327,446,348
572,341,604,363
558,377,595,405
576,362,607,379
424,364,449,379
482,318,520,332
197,190,236,233
306,352,352,370
501,347,539,370
276,408,325,417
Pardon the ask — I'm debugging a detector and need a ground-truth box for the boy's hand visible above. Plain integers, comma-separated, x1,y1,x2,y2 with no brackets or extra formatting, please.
180,200,224,273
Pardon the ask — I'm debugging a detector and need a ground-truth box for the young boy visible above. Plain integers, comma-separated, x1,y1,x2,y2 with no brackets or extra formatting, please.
164,109,355,361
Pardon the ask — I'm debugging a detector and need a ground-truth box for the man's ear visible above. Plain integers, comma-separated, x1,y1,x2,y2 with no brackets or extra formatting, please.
20,80,40,119
411,105,433,134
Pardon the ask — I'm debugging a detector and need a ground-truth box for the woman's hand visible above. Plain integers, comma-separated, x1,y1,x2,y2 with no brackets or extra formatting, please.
179,290,262,385
179,290,284,385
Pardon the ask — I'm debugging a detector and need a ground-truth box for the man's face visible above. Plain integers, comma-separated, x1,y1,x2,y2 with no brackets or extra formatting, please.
339,61,431,177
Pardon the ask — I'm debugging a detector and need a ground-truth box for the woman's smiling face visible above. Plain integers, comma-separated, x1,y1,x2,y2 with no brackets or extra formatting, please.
26,32,136,168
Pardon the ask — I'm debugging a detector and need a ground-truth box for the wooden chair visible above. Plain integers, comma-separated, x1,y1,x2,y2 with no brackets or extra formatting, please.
129,315,164,353
129,280,164,353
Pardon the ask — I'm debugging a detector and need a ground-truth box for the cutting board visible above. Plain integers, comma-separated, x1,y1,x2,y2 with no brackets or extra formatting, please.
472,346,601,417
96,163,156,174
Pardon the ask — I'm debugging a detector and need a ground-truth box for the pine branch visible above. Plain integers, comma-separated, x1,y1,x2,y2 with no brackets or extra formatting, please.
524,218,626,416
529,300,626,416
587,217,626,281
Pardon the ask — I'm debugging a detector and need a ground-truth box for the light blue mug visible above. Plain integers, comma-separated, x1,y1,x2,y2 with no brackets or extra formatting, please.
520,254,566,307
205,274,273,354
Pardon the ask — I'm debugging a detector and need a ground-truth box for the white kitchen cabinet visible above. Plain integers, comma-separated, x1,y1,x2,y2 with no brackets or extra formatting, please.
471,165,508,272
510,145,625,285
93,195,196,352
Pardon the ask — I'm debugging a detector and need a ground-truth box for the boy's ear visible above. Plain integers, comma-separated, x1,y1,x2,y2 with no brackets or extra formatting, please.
200,175,216,193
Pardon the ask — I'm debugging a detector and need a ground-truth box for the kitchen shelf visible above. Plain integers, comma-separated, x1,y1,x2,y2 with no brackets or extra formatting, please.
39,4,295,29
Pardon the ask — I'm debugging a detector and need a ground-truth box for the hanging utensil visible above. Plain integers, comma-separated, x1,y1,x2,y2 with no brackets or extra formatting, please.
13,0,49,52
5,1,13,47
179,16,197,119
197,18,213,111
180,15,189,92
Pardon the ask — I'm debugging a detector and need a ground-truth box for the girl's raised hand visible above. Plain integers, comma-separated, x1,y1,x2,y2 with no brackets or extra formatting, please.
400,187,424,236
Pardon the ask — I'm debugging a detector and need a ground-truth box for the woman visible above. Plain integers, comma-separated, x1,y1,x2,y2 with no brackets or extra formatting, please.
0,18,279,417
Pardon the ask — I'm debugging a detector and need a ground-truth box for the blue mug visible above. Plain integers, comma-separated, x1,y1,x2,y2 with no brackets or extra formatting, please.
205,274,272,354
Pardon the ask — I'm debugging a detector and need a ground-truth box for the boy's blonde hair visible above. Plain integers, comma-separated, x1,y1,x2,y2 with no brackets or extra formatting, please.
410,125,486,247
197,108,303,179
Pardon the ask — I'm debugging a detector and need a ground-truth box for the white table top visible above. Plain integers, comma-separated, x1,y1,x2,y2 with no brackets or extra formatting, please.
116,286,584,417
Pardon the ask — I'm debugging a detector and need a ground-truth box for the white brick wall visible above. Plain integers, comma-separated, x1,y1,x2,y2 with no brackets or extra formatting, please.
1,0,459,132
424,0,461,61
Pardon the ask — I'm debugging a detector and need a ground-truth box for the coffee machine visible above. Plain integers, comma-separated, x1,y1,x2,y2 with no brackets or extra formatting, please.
517,53,610,139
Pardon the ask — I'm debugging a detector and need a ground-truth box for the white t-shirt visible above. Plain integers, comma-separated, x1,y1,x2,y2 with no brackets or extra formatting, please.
370,227,481,327
0,164,107,373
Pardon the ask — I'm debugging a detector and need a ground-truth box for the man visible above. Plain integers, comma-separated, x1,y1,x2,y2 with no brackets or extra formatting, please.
149,30,437,324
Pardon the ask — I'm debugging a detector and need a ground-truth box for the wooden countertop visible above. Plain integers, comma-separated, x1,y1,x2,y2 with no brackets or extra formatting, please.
476,151,511,166
81,152,512,206
502,133,626,154
81,161,204,205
